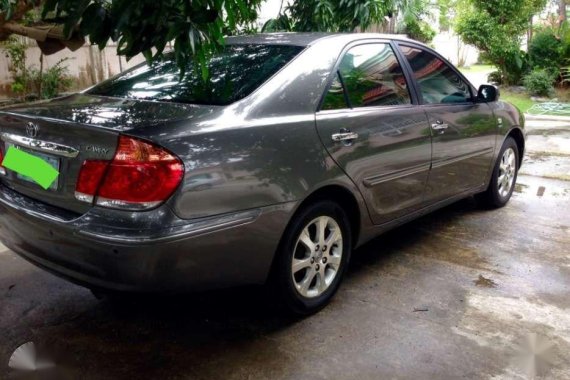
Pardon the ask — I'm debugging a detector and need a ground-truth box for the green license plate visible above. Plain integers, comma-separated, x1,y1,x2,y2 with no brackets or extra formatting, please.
8,144,60,191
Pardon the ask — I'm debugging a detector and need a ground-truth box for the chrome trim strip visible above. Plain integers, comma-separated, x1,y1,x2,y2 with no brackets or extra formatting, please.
0,133,79,158
78,209,262,244
363,163,431,188
431,147,494,170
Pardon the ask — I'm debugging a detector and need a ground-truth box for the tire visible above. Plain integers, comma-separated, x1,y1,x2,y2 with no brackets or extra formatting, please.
476,137,519,208
269,200,352,316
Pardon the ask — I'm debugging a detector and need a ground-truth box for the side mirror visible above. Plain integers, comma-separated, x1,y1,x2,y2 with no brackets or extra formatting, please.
477,85,500,103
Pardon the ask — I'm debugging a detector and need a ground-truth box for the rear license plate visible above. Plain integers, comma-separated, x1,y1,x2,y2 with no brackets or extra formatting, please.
7,144,60,191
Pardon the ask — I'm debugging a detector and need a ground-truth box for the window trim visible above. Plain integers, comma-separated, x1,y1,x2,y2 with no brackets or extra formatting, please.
337,70,352,109
395,42,478,107
316,39,418,113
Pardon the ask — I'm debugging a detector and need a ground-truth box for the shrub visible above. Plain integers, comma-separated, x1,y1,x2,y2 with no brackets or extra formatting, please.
483,49,530,86
487,71,503,85
28,58,73,99
2,37,73,100
529,29,563,75
523,69,555,97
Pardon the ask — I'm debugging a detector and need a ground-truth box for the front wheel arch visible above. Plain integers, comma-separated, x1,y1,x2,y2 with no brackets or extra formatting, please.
506,127,525,168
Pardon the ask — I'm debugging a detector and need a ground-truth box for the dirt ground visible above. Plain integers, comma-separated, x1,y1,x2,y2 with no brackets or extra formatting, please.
0,117,569,379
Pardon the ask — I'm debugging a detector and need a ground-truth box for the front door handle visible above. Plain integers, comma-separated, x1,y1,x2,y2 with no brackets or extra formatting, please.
431,121,449,131
332,131,359,142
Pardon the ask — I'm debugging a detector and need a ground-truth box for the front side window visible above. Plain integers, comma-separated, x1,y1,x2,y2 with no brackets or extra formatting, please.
400,46,472,104
321,43,411,110
88,44,304,106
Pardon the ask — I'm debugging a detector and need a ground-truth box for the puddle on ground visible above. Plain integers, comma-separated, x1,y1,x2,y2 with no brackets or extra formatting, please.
514,175,570,200
474,275,498,288
527,129,569,137
514,183,529,193
452,292,570,379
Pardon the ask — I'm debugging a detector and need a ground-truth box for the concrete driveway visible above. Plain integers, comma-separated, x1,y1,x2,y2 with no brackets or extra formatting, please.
1,119,569,379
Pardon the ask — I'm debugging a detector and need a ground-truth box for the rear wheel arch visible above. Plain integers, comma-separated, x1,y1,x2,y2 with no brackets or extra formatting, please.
291,185,362,248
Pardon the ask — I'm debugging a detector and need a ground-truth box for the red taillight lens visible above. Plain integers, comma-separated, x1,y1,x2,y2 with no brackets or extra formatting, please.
0,148,5,176
75,136,184,210
75,160,109,203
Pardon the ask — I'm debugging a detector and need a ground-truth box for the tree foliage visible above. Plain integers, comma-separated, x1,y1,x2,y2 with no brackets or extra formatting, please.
1,0,264,77
455,0,547,84
264,0,395,32
437,0,451,32
395,0,435,42
1,0,435,77
263,0,434,42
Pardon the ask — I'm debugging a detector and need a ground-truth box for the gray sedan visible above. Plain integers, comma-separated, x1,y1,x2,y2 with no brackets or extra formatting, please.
0,33,525,314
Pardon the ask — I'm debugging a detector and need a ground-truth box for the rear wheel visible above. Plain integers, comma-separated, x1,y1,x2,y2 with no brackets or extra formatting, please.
476,137,519,208
270,200,352,316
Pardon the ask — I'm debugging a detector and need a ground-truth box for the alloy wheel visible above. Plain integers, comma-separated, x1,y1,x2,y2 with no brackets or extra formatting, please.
498,147,517,198
291,216,343,298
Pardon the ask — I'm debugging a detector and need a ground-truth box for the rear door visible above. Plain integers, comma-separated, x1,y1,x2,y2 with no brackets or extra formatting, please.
398,44,497,202
316,41,432,225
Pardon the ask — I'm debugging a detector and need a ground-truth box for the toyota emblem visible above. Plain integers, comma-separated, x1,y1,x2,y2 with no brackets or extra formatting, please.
26,122,39,138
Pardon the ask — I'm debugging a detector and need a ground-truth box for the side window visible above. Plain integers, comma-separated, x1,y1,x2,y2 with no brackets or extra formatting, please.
321,72,349,111
321,43,411,110
400,46,472,104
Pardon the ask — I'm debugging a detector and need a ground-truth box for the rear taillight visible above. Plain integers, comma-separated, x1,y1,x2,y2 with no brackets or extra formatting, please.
75,135,184,210
0,148,5,175
0,150,6,175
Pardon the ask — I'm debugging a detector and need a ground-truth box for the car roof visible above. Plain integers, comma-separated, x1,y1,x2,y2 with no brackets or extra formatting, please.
226,32,420,47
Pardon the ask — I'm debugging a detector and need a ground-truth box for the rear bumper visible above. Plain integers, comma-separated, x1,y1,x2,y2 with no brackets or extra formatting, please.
0,184,295,292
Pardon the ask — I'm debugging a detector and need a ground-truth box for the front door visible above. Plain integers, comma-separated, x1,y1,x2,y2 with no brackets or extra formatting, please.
316,42,432,225
398,45,497,202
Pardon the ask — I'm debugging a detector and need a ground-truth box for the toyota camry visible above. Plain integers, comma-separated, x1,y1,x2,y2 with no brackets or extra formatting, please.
0,33,525,314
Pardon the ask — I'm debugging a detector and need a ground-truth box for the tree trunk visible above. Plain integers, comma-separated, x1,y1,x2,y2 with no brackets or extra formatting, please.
38,53,44,99
0,1,44,41
561,0,568,25
528,16,533,51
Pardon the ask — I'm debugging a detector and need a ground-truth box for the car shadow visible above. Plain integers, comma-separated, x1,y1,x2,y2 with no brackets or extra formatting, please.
1,197,483,379
348,196,481,273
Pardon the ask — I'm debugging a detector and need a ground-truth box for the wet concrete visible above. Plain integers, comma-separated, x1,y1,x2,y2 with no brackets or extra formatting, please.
1,119,569,379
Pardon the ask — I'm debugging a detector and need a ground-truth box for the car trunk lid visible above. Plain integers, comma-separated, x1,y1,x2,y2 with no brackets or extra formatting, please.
0,94,215,214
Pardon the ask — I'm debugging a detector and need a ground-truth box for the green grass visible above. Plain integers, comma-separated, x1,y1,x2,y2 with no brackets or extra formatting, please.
458,64,494,73
500,90,536,113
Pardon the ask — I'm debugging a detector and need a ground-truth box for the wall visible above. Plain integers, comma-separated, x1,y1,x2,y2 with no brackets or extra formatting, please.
0,39,146,98
432,32,479,67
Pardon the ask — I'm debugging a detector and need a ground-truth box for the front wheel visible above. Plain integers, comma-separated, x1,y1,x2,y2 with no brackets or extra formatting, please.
476,137,519,208
270,200,352,316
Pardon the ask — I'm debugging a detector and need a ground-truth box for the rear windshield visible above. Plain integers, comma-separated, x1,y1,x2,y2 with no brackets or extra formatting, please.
88,44,304,106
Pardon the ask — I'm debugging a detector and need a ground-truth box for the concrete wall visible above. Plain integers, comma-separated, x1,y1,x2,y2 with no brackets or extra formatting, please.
432,32,479,67
0,38,146,98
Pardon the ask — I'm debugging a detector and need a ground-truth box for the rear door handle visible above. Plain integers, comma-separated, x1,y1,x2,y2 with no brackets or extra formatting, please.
331,132,359,142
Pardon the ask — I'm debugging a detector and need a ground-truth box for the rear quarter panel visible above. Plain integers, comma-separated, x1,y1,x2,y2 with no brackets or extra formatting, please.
128,37,370,222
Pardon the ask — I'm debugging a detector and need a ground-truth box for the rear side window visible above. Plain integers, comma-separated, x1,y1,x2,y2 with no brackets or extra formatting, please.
322,43,411,110
88,44,304,106
321,72,349,110
400,46,472,104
